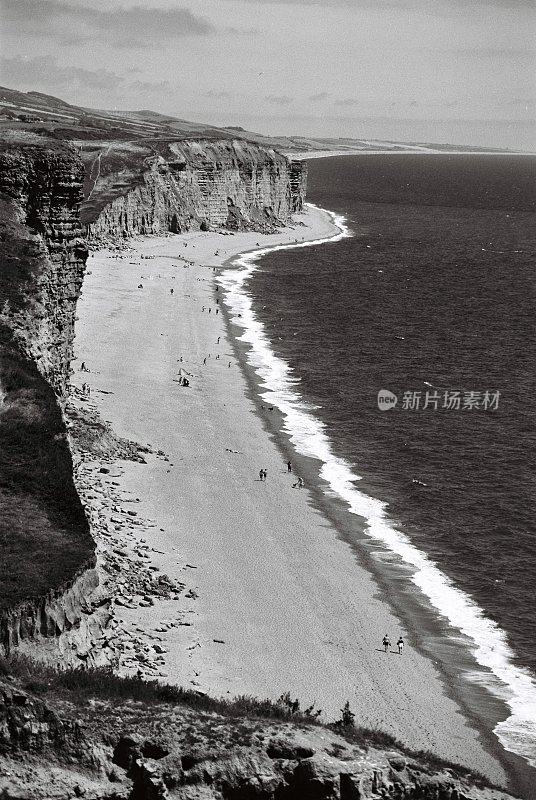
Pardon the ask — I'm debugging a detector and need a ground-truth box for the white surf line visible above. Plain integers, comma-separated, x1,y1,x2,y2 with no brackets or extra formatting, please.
217,202,536,769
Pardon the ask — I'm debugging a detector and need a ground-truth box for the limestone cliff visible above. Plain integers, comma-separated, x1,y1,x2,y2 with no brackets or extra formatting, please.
83,139,306,241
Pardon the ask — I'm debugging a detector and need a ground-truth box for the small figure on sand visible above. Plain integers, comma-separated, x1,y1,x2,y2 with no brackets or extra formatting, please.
170,288,174,294
202,306,205,312
80,361,87,372
382,635,391,653
203,358,207,365
216,309,219,315
208,307,212,314
293,476,304,489
287,460,292,473
217,336,220,344
397,637,404,655
259,469,267,481
138,283,143,288
228,361,231,368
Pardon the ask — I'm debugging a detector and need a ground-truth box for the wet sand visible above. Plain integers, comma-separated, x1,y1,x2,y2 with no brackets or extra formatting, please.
72,205,507,783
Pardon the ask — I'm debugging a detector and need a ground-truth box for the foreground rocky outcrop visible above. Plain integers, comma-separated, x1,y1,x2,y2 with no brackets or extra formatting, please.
0,675,516,800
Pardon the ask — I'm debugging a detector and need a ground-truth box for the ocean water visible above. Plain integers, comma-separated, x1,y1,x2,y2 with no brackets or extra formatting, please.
218,154,536,767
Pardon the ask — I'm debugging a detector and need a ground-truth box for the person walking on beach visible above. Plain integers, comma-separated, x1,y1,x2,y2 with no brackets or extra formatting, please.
217,337,220,344
259,469,265,482
382,635,391,653
287,460,292,473
298,477,304,489
397,637,404,655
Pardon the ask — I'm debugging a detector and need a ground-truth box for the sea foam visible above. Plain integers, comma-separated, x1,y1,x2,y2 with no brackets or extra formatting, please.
217,202,536,768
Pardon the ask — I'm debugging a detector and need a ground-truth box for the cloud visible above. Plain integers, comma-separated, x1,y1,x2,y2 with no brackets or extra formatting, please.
0,55,123,91
309,92,330,102
128,79,172,94
0,55,170,96
205,90,235,99
217,0,535,5
1,0,214,47
264,94,292,105
452,46,536,58
508,97,536,108
217,0,409,6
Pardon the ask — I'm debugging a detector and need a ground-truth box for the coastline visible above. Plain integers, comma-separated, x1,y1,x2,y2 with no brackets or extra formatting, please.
286,149,532,159
71,205,518,790
216,208,536,796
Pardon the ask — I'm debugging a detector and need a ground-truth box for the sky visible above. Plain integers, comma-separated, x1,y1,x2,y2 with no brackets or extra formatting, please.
1,0,535,150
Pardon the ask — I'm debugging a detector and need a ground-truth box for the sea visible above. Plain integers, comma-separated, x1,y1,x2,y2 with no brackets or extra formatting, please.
218,153,536,768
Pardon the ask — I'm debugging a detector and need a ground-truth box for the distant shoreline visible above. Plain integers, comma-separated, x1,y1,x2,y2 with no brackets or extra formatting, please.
287,148,534,159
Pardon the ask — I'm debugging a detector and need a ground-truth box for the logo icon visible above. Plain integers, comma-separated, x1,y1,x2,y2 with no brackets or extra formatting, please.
377,390,398,411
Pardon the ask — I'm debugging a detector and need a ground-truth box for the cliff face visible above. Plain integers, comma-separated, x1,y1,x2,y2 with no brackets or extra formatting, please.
83,139,307,240
0,135,96,656
0,139,88,394
0,566,99,658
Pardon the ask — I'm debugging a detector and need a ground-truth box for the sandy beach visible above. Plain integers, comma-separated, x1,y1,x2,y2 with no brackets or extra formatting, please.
71,205,508,784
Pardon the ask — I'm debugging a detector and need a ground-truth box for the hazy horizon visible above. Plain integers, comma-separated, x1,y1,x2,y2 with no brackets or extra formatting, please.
1,0,535,150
